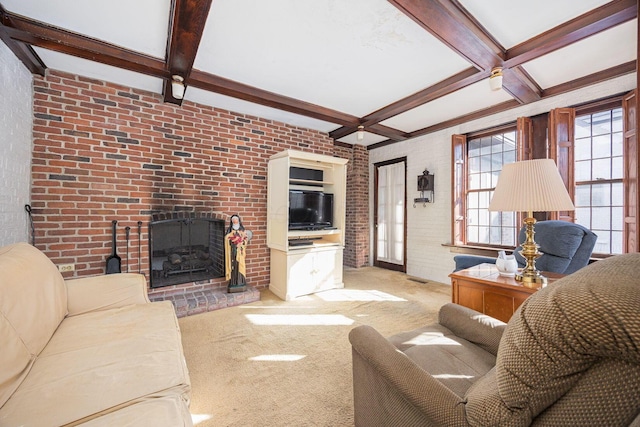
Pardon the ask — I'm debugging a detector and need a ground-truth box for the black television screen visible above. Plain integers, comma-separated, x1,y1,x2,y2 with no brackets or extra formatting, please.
289,190,333,230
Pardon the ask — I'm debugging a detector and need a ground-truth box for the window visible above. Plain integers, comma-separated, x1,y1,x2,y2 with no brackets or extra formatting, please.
466,129,517,246
574,107,624,254
452,91,636,254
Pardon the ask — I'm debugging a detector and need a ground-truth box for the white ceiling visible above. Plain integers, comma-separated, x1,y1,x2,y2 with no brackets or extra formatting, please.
1,0,637,146
522,20,637,88
194,0,471,117
459,0,613,48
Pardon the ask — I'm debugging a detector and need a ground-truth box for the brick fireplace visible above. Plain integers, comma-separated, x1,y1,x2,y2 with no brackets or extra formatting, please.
149,211,226,289
29,70,370,314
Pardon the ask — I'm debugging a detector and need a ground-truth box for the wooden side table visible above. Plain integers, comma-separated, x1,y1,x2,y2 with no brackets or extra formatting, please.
449,263,564,323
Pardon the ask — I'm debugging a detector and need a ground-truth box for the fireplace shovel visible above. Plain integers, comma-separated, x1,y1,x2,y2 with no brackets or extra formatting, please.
137,221,142,274
125,226,130,273
106,220,121,274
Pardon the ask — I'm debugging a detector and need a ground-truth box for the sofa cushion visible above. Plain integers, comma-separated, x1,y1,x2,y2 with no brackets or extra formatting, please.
465,253,640,426
0,312,33,408
0,243,67,407
0,301,190,427
77,395,193,427
389,323,496,398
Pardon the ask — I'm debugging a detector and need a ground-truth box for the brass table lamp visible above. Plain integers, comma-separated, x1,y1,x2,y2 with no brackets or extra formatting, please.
488,159,575,287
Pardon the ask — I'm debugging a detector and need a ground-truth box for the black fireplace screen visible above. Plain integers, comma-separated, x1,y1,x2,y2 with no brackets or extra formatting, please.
149,218,225,288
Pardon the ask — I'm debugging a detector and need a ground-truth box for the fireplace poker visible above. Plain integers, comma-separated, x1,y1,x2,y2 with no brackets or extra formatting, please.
125,226,130,273
24,204,35,246
137,221,142,274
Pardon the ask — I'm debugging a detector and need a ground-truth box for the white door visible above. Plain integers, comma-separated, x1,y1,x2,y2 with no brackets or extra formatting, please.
374,159,406,272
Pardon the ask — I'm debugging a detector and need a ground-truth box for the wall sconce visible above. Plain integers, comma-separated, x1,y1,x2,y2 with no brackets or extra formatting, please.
414,169,434,207
489,67,503,91
171,75,185,100
356,125,365,141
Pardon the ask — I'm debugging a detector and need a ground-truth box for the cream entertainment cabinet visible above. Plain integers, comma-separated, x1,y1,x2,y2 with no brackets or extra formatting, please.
267,149,348,300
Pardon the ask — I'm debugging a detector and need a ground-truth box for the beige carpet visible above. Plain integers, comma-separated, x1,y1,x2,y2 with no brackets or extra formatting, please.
178,266,452,427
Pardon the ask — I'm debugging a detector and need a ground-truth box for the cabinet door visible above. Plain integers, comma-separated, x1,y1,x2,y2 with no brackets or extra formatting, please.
286,248,343,298
267,156,291,251
455,281,484,313
287,251,318,297
483,292,515,323
312,249,339,290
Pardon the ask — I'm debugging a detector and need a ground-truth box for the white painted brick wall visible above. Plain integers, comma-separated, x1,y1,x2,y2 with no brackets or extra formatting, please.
0,40,33,246
369,74,637,285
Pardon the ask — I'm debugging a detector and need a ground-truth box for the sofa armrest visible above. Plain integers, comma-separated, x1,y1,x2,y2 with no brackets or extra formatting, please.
349,325,467,427
65,273,150,316
438,303,506,356
453,255,497,272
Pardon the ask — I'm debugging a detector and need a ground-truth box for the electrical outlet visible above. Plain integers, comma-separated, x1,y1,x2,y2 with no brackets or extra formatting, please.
58,264,75,272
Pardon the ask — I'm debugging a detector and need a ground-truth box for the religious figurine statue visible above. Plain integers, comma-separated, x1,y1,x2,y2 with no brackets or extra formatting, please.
225,214,251,293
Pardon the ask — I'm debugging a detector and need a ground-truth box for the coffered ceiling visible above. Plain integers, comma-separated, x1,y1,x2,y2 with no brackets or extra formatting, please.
0,0,637,148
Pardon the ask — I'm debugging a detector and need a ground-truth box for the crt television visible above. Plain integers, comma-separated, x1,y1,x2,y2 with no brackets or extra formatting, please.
288,190,333,230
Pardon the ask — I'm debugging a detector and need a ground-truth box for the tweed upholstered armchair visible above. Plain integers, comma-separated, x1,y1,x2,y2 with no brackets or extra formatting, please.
349,253,640,426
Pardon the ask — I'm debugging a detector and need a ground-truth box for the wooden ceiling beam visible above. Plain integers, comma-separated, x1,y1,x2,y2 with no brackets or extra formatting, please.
330,123,409,143
361,0,631,143
504,0,637,68
501,67,542,104
1,37,46,75
329,67,483,140
363,67,483,127
369,100,521,150
389,0,542,105
1,10,168,78
0,6,45,75
388,0,500,71
366,124,410,142
0,9,360,128
542,60,636,98
368,62,635,150
163,0,213,104
1,2,634,146
329,123,409,143
188,70,361,127
406,100,520,138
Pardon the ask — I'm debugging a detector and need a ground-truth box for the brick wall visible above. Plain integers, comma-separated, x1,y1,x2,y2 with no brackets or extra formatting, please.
0,39,33,246
334,143,369,267
31,70,339,292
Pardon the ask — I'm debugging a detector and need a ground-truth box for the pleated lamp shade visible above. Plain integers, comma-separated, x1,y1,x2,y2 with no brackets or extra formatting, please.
489,159,575,213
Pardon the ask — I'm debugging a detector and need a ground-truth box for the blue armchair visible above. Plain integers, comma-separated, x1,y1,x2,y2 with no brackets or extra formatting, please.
453,220,598,274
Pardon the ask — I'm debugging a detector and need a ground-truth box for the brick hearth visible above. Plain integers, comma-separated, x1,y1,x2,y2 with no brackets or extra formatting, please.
150,285,260,318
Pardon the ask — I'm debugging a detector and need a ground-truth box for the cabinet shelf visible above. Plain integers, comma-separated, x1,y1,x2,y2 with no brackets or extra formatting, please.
289,179,333,186
288,229,341,238
287,241,342,250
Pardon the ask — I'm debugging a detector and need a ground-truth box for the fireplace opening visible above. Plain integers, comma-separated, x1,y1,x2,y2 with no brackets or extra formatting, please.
150,218,225,288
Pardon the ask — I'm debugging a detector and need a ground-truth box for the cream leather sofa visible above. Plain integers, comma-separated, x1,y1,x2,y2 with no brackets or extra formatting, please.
0,242,192,427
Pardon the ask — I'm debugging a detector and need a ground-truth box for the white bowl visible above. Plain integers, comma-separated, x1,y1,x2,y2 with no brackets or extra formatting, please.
496,257,518,276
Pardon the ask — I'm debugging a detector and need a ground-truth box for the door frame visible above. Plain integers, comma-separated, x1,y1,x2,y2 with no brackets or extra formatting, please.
373,157,407,273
